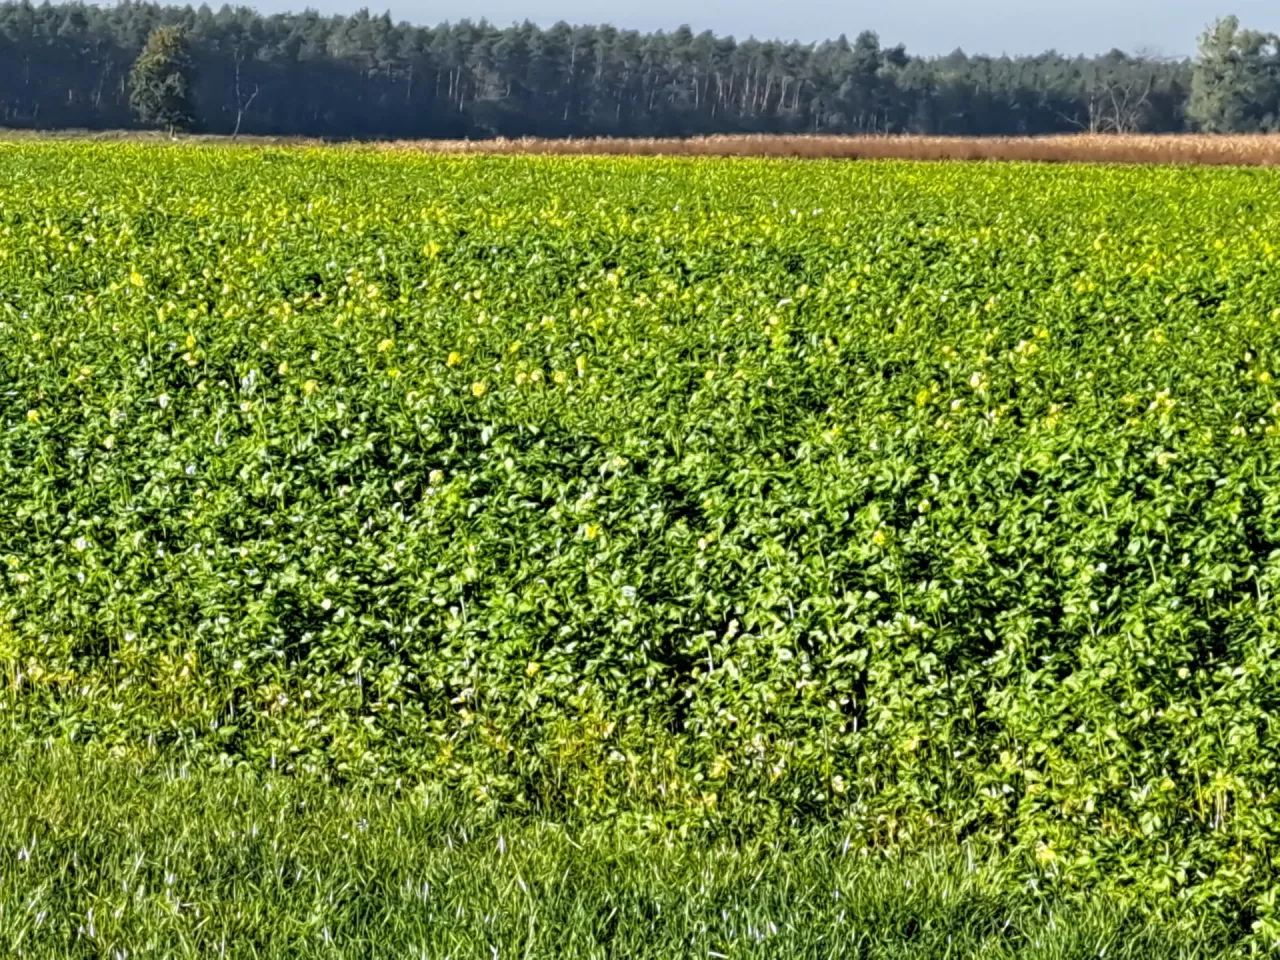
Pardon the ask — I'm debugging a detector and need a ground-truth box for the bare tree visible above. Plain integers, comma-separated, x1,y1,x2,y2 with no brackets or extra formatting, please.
231,47,259,139
1060,58,1158,134
1057,89,1104,133
1099,74,1154,132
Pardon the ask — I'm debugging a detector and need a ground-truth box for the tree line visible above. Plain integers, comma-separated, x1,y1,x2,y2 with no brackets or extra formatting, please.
1,2,1278,139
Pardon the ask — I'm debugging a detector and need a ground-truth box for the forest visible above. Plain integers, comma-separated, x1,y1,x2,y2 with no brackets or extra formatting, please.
0,2,1277,140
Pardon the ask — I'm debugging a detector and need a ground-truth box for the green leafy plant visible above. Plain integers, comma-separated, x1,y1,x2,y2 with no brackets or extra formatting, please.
2,144,1280,945
128,26,195,133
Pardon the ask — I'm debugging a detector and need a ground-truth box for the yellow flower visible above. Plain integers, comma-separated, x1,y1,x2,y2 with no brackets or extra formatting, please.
576,355,587,378
553,370,568,385
471,381,488,398
377,338,394,353
303,379,319,396
584,523,600,540
26,409,39,423
447,351,463,367
129,270,145,288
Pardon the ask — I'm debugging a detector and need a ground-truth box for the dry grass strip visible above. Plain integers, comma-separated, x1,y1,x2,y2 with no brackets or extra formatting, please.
6,128,1280,166
382,133,1280,166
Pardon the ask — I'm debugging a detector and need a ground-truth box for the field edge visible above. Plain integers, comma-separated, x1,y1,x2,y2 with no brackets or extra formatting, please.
3,128,1280,166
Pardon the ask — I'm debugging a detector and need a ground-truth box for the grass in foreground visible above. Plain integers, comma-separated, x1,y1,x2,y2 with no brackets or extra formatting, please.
0,740,1230,959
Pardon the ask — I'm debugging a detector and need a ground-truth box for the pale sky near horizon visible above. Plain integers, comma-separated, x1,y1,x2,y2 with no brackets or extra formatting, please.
251,0,1279,57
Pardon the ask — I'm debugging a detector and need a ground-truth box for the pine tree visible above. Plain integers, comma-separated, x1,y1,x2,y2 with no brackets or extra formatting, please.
129,25,194,132
1188,16,1280,132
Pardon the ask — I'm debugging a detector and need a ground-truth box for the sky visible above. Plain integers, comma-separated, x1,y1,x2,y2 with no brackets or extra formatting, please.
251,0,1278,57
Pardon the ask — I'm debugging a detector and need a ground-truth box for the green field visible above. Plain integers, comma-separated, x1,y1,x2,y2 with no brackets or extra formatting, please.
3,144,1280,954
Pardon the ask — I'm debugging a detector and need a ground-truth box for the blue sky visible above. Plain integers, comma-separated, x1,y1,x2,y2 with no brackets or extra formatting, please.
255,0,1278,56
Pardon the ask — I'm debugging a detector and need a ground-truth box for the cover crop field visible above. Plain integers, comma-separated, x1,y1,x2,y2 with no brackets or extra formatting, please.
2,143,1280,953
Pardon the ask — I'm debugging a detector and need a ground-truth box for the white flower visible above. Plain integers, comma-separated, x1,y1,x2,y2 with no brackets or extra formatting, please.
73,537,89,551
158,394,170,409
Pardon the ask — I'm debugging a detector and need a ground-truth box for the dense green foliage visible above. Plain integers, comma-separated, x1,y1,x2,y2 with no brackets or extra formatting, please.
1188,17,1280,133
2,739,1220,959
0,0,1224,138
4,144,1280,943
128,25,195,131
7,2,1279,139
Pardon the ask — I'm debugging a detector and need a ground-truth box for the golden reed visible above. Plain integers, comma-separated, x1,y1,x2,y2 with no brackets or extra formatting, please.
379,133,1280,166
7,129,1280,165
